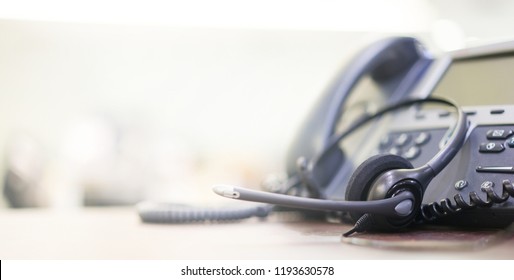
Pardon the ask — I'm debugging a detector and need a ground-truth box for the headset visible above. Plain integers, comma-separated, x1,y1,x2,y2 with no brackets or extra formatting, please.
212,97,468,236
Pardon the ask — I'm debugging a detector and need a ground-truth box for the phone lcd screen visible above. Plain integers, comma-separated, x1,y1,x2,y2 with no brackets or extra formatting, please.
432,53,514,105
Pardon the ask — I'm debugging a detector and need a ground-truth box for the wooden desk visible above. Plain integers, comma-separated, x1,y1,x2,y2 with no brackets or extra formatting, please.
1,208,513,259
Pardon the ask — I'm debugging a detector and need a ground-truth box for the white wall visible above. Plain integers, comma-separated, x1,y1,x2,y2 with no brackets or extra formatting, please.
2,0,514,207
0,20,391,206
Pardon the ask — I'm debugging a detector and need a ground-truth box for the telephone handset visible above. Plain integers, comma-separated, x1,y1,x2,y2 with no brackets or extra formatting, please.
285,37,432,199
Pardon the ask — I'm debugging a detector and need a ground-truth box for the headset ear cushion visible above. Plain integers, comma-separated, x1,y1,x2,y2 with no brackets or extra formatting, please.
345,154,413,222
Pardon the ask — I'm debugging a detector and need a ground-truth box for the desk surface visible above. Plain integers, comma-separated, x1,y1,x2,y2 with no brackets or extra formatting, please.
1,207,513,259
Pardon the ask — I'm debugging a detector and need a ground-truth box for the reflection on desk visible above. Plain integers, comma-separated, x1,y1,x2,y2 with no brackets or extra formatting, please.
0,208,513,259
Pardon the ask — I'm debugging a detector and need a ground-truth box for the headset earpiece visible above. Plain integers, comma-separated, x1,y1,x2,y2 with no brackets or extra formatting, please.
345,154,414,223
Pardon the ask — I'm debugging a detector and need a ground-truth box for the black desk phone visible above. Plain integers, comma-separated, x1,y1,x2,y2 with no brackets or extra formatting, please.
281,36,514,230
139,37,514,234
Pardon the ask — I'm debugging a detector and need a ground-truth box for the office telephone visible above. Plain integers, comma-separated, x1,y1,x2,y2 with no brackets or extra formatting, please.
139,36,514,234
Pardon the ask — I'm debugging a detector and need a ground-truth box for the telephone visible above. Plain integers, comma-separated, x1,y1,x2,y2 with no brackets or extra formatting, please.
139,37,514,234
278,37,514,230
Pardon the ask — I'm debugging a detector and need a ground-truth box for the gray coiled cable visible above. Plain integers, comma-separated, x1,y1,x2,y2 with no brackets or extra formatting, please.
137,201,272,223
137,175,299,224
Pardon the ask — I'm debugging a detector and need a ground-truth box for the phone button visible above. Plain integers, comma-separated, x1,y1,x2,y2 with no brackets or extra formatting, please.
438,110,451,117
480,181,495,191
414,132,430,145
507,137,514,148
388,147,401,156
394,133,411,147
379,135,393,149
479,142,505,153
454,180,468,190
402,146,420,160
486,129,513,140
476,166,514,173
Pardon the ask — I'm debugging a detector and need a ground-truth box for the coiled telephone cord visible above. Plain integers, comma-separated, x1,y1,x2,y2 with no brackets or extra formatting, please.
420,179,514,221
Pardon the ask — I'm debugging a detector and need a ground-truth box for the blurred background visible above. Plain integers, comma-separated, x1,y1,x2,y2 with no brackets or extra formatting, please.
1,0,514,209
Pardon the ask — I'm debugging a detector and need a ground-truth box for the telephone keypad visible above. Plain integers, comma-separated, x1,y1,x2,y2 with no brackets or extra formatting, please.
379,130,433,161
